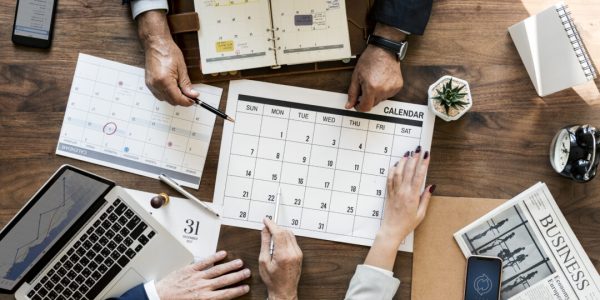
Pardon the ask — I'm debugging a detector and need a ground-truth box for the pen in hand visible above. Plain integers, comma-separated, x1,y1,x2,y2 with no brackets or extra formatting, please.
188,96,235,123
269,186,282,257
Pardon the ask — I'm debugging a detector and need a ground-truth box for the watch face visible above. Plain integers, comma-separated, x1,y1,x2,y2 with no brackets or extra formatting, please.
551,129,571,172
399,42,408,60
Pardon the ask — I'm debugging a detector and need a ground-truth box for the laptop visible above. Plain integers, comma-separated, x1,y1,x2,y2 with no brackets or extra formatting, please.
0,165,194,300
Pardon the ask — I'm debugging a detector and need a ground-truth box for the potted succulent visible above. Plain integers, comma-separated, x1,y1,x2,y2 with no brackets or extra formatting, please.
428,75,472,121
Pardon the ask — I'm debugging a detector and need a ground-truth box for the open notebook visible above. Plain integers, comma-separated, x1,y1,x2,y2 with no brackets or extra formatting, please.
194,0,351,74
508,2,597,97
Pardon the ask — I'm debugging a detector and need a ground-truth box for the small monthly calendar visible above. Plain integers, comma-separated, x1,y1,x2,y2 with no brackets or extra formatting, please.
56,54,222,188
214,80,435,252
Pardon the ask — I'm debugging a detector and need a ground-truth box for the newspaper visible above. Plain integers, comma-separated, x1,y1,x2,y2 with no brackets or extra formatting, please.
454,182,600,300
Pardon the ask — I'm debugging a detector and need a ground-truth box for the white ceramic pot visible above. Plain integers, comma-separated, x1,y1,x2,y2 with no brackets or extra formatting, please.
428,75,472,122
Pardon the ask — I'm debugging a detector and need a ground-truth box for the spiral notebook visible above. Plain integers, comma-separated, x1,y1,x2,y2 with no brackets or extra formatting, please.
193,0,351,74
508,2,597,97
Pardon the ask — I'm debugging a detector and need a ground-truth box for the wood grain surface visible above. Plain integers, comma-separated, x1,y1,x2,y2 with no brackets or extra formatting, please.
0,0,599,299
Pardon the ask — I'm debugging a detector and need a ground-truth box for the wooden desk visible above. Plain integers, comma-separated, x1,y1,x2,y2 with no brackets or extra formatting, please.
0,0,598,299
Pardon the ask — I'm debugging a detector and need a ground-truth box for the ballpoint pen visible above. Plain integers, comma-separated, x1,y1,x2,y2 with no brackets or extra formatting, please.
269,185,281,257
188,96,235,123
158,173,220,217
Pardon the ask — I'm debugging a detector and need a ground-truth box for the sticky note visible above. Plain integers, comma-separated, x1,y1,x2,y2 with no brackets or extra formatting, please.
216,40,234,52
294,15,313,26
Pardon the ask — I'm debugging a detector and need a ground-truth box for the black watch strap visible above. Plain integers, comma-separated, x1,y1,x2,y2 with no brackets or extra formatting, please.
366,34,407,61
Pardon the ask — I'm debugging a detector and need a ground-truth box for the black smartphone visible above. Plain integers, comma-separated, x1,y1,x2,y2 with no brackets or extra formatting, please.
464,255,503,300
12,0,58,48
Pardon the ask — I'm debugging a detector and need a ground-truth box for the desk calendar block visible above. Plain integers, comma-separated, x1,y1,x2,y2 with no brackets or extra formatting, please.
214,80,435,252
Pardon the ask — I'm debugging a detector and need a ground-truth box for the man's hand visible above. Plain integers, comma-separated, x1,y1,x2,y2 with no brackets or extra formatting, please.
346,23,407,112
137,10,197,106
258,218,302,300
155,251,251,300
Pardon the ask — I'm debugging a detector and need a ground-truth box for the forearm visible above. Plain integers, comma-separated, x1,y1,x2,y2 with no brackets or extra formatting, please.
268,293,298,300
363,231,406,271
373,23,407,42
136,10,172,50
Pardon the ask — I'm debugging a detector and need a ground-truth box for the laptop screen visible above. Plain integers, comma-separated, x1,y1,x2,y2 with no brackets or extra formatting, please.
0,168,112,291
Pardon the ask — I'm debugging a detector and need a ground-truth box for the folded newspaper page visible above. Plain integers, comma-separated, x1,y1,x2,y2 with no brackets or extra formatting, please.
454,182,600,300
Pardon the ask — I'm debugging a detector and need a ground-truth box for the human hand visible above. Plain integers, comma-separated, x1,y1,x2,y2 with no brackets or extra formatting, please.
381,146,434,245
137,10,198,107
363,146,434,271
258,218,302,300
155,250,251,300
346,23,407,112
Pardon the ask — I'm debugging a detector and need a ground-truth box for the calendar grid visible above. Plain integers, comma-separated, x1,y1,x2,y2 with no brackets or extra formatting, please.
244,107,263,219
216,81,435,252
351,120,376,235
298,111,319,229
323,123,341,233
382,123,398,222
230,131,419,156
239,94,424,127
227,174,391,196
80,65,100,153
331,128,352,234
274,109,292,221
227,98,420,236
57,54,222,188
223,197,386,221
247,109,265,203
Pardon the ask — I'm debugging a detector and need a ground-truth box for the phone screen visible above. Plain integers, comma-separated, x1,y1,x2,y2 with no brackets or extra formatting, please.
464,256,502,300
13,0,56,41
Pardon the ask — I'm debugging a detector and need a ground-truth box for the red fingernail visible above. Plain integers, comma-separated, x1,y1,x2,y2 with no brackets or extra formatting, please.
404,151,410,157
424,151,429,159
429,184,437,193
416,146,421,153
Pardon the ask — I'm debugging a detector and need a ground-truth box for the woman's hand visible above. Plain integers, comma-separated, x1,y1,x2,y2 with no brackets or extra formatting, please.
364,146,435,271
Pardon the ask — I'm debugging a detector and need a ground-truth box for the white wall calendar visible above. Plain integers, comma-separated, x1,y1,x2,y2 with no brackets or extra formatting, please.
56,54,223,189
214,80,435,252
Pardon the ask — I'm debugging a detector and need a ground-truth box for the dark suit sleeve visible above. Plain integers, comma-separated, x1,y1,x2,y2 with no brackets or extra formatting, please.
371,0,434,35
107,284,150,300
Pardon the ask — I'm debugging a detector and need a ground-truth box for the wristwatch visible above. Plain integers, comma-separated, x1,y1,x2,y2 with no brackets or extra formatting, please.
366,34,408,61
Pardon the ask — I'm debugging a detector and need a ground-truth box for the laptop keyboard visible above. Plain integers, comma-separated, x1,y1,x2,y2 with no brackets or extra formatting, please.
27,198,156,300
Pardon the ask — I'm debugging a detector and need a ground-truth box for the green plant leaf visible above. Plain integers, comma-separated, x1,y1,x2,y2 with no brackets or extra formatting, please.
432,77,470,115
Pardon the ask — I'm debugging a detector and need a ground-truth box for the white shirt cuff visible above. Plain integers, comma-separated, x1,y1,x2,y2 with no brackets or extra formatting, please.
144,280,161,300
394,28,411,35
130,0,169,19
345,265,400,299
361,264,394,277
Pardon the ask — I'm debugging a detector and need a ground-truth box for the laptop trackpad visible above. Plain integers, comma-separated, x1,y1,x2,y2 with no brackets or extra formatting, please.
103,268,146,298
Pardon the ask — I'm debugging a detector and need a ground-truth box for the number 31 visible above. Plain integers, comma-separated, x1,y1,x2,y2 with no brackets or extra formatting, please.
184,219,200,235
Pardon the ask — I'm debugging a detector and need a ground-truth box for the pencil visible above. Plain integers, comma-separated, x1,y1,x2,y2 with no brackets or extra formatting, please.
158,173,220,217
189,96,235,123
269,185,282,257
